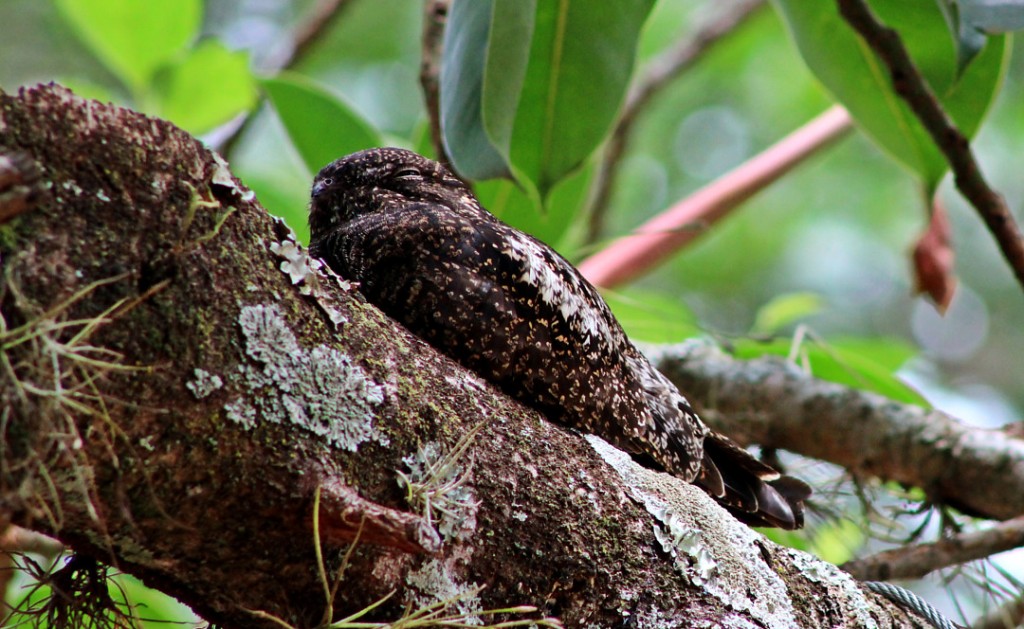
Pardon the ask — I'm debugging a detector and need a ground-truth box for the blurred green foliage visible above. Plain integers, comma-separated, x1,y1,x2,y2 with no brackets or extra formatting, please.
4,555,198,627
52,0,256,133
775,0,1008,192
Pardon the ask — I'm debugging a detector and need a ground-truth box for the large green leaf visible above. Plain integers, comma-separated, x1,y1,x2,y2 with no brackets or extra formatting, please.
262,74,382,176
440,0,520,181
474,159,593,250
55,0,201,94
508,0,656,197
441,0,655,197
481,0,537,167
773,0,1008,192
154,41,256,134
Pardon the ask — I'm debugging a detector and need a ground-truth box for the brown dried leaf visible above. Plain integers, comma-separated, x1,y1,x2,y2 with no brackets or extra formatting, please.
912,199,957,312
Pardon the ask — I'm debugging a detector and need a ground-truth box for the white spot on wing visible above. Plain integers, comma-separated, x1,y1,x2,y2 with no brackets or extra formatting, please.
501,232,614,348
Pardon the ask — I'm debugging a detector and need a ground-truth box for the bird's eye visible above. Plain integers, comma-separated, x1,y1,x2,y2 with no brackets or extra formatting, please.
394,167,421,181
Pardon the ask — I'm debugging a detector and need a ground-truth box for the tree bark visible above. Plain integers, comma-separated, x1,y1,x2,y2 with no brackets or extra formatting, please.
0,84,928,628
652,342,1024,521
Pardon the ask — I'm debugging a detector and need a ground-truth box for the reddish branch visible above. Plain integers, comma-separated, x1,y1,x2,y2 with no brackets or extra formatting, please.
579,106,853,288
843,515,1024,581
317,481,440,554
836,0,1024,294
586,0,767,243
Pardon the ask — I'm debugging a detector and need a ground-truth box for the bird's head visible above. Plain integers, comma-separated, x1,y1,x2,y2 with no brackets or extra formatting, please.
309,147,468,238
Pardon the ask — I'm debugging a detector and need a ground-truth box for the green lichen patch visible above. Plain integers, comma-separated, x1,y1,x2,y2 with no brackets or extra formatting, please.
405,559,483,625
397,425,482,541
230,303,385,451
269,217,350,328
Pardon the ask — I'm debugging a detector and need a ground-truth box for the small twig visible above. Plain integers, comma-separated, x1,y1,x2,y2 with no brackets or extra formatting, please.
843,514,1024,581
316,479,441,554
420,0,452,169
836,0,1024,294
578,106,853,288
586,0,766,244
216,0,358,158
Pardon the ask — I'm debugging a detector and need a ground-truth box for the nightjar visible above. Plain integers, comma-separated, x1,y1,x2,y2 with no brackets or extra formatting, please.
308,147,810,529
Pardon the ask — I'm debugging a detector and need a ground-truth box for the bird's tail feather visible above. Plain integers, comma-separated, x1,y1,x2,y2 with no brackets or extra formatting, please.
696,431,811,530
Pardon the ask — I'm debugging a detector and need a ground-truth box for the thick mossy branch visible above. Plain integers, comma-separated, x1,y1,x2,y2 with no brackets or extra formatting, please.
0,85,924,628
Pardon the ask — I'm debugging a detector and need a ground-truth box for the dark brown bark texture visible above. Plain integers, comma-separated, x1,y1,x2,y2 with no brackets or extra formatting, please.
0,84,924,628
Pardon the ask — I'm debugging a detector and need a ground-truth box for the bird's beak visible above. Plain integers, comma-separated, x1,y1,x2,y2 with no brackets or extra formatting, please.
311,179,328,199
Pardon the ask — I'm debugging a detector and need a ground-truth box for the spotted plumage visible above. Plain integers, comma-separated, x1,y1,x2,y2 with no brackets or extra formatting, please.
309,147,809,529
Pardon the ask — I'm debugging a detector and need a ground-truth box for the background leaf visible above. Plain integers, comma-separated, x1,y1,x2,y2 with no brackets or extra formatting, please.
481,0,537,167
55,0,201,94
603,288,701,344
733,335,928,407
262,74,382,176
475,159,594,250
772,0,1008,191
508,0,656,197
751,292,824,335
153,41,256,134
440,0,517,180
441,0,655,198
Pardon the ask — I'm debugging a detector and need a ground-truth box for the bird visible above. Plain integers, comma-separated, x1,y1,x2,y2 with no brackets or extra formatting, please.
308,147,810,529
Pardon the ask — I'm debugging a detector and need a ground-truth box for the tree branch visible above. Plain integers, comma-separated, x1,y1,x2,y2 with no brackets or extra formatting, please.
0,84,929,628
652,341,1024,522
419,0,452,169
836,0,1024,294
843,515,1024,581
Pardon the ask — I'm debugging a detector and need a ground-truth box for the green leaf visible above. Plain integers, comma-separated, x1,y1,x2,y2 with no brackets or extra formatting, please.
773,0,1008,192
602,289,700,344
440,0,518,180
508,0,656,197
751,292,823,335
55,0,201,94
936,0,988,73
481,0,537,163
153,41,256,134
241,172,312,244
733,335,928,407
262,74,382,176
474,158,594,249
441,0,655,197
54,78,117,104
